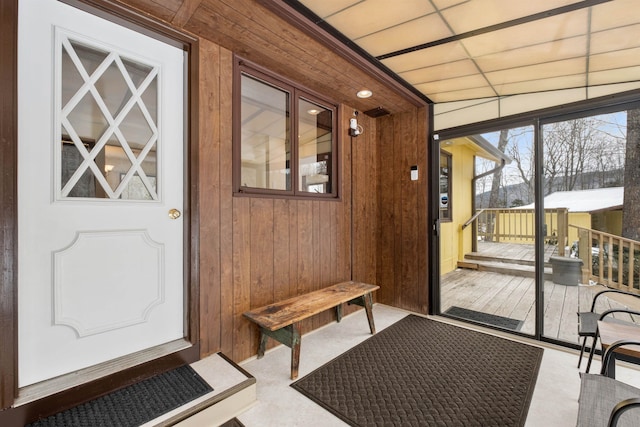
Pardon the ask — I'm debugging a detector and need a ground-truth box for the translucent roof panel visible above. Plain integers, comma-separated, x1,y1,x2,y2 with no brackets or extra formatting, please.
295,0,640,103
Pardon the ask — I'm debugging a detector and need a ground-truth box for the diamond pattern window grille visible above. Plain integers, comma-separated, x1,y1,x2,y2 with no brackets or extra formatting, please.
58,33,159,200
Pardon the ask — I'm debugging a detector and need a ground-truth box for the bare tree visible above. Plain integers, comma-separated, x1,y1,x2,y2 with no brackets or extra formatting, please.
507,138,534,202
542,118,600,193
591,134,625,187
622,108,640,241
488,129,509,208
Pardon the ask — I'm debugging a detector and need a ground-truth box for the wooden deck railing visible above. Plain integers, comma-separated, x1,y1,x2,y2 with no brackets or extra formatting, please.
571,225,640,294
470,208,568,256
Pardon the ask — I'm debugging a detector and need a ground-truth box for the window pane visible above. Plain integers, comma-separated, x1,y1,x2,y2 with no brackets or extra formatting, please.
60,37,158,200
440,126,536,337
298,98,333,193
240,74,290,191
542,109,640,347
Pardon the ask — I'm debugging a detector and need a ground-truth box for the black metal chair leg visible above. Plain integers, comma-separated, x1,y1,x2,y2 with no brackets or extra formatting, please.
578,336,588,368
585,333,599,373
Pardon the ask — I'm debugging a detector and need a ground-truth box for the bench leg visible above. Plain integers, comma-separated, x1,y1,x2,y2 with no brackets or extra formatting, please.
363,292,376,334
335,304,343,322
257,328,269,359
348,293,377,334
257,324,302,379
291,322,301,380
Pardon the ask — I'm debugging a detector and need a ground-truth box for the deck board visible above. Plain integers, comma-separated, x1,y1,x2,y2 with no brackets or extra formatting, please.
441,242,640,344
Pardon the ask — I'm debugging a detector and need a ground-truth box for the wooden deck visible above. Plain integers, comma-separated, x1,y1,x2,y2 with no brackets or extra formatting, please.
441,242,640,344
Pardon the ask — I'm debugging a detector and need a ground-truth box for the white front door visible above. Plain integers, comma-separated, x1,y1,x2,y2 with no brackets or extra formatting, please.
18,0,186,387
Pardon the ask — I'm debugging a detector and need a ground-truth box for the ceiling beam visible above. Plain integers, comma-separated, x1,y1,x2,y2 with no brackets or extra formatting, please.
376,0,612,60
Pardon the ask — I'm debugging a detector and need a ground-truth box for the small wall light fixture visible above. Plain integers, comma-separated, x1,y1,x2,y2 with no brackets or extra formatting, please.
349,111,363,137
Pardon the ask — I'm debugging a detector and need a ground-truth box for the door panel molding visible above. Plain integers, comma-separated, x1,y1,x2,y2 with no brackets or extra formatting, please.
53,230,164,337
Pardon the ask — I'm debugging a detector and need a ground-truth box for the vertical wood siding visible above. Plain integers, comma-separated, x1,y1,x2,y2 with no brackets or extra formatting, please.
62,0,431,363
196,44,430,362
376,109,430,314
0,0,432,416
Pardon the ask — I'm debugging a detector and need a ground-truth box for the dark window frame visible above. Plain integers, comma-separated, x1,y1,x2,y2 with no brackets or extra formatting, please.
233,57,339,199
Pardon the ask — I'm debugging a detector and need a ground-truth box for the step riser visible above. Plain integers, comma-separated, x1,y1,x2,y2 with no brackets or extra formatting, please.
149,353,256,427
458,261,553,280
465,253,551,268
173,384,256,427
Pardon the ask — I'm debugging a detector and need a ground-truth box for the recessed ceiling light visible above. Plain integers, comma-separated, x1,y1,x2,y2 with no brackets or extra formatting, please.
307,108,321,115
357,89,373,98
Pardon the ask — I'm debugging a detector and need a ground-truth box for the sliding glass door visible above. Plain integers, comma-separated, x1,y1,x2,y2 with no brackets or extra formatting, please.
541,107,639,344
436,100,640,348
438,125,537,335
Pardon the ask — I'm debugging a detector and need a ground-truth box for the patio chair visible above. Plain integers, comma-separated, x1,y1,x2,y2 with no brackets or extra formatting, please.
577,289,640,372
577,342,640,427
582,308,640,373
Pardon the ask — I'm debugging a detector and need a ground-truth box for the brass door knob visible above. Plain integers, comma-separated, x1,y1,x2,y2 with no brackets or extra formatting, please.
168,208,182,219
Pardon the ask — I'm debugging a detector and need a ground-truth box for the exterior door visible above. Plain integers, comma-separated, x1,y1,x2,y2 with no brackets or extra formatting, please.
18,0,185,387
437,127,537,335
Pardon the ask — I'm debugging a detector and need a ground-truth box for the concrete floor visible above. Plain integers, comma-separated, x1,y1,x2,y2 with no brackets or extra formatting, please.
237,304,640,427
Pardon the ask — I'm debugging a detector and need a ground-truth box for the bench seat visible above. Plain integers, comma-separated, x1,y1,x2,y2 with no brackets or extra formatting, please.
243,281,379,379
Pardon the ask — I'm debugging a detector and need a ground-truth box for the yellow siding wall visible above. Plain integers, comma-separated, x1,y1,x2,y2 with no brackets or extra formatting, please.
495,211,590,247
491,210,628,249
592,210,622,236
567,213,591,245
440,221,456,273
606,211,622,236
440,145,475,275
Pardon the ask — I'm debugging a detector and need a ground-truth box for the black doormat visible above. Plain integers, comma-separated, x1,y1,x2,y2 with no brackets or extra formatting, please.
27,365,213,427
292,315,543,427
445,306,524,331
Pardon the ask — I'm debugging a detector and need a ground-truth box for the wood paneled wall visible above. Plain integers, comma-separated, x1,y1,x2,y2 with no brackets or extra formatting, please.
376,109,430,314
0,0,432,418
83,0,431,363
197,52,428,361
197,39,384,361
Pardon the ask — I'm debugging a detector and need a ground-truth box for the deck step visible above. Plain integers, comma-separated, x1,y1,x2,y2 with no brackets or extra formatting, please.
458,258,553,280
152,353,256,426
465,252,552,268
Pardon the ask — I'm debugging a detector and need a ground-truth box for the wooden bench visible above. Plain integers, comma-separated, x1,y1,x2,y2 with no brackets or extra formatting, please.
243,281,379,379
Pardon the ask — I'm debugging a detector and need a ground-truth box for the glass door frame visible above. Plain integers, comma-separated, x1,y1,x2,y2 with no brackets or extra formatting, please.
430,88,640,348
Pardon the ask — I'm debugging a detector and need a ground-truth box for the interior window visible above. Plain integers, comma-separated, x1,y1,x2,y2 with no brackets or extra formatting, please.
235,60,338,198
298,98,333,194
239,74,291,191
